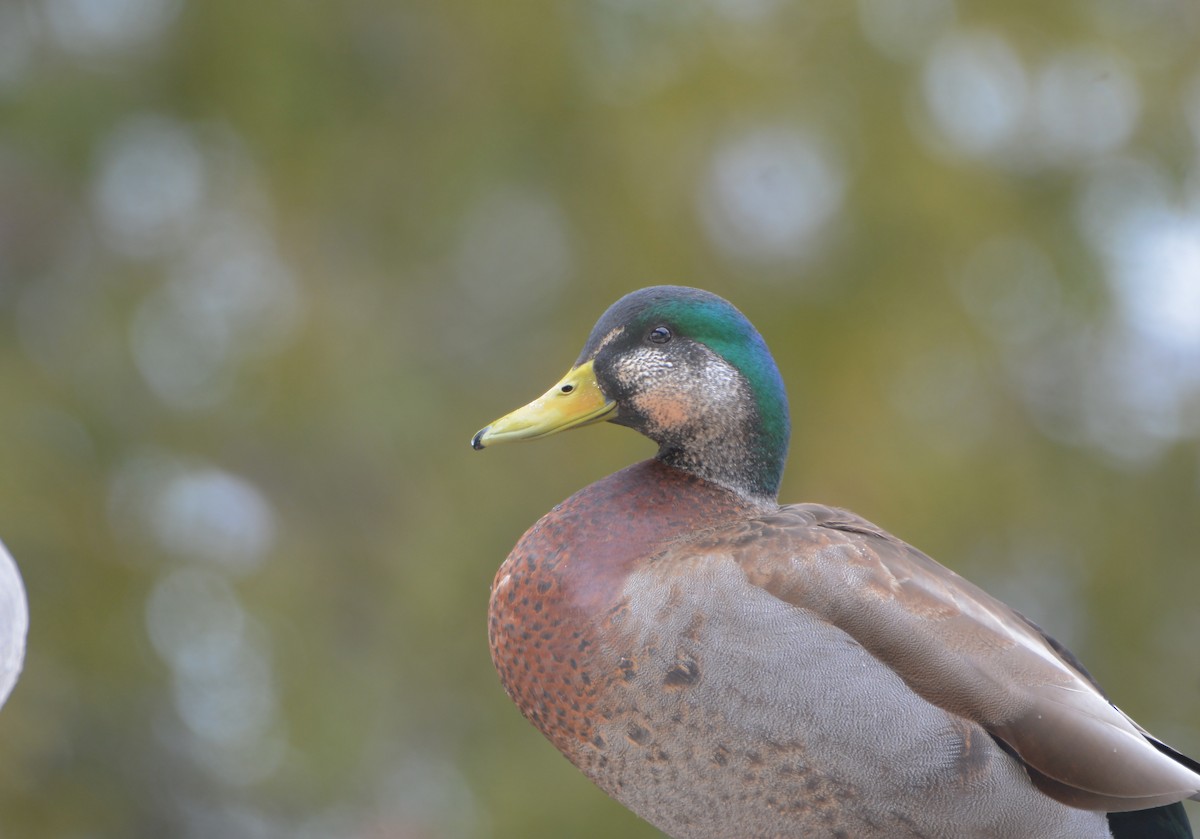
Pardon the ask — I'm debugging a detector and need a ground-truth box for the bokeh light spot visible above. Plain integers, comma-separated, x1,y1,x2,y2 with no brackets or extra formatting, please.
1034,48,1140,160
1110,212,1200,353
43,0,182,56
699,127,845,264
147,567,284,786
130,211,303,411
146,568,247,683
91,115,205,258
109,451,276,571
921,30,1028,158
151,468,276,571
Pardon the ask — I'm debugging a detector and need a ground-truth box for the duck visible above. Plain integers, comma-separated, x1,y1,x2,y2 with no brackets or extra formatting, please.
471,285,1200,839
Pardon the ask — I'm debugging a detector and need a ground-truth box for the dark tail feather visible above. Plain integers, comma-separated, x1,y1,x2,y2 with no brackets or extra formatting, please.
1108,803,1194,839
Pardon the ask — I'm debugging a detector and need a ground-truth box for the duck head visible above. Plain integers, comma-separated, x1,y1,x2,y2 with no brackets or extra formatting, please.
472,286,790,502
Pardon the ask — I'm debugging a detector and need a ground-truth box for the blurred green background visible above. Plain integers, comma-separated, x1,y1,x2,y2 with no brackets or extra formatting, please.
1,0,1198,836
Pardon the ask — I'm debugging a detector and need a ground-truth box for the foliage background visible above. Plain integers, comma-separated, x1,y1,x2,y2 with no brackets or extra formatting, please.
0,0,1198,836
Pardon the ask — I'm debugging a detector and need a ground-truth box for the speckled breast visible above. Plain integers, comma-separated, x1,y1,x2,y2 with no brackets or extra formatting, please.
487,459,753,762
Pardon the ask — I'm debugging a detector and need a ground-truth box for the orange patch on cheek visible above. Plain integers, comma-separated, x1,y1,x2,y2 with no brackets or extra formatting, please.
633,390,692,431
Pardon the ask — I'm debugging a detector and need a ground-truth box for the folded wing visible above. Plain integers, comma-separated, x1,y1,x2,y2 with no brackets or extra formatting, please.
727,504,1200,812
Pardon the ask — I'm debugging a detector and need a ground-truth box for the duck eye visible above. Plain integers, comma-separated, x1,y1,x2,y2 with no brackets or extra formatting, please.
648,326,672,345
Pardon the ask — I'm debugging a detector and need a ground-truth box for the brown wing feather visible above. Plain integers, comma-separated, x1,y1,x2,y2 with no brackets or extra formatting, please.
728,503,1200,812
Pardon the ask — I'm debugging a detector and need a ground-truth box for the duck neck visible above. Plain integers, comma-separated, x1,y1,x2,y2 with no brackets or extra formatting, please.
654,395,789,506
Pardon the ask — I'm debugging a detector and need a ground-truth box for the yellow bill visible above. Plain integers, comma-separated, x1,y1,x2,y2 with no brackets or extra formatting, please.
472,359,617,450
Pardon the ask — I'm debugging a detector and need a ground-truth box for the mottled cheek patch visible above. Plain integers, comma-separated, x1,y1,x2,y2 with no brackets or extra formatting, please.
612,348,674,393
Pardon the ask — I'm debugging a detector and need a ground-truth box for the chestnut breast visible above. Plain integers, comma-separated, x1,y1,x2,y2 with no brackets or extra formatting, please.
487,459,755,760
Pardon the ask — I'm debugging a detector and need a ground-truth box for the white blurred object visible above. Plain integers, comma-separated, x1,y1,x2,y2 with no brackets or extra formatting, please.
0,538,28,708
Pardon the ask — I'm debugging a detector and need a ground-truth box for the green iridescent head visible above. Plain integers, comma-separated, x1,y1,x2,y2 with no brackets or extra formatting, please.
474,286,791,501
